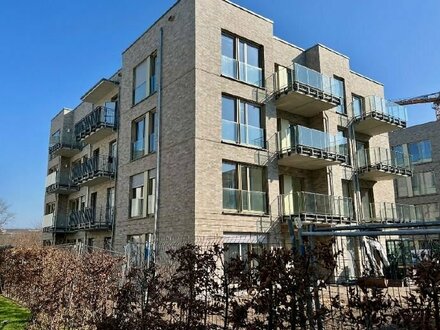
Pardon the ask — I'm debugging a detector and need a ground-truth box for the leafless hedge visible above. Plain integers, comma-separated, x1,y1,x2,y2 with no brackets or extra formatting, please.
0,243,439,329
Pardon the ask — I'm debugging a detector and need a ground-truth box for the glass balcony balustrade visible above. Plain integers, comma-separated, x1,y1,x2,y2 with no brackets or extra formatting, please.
356,147,412,180
45,171,78,194
221,55,263,87
364,202,417,223
223,188,267,213
280,191,354,222
49,130,80,156
222,119,265,149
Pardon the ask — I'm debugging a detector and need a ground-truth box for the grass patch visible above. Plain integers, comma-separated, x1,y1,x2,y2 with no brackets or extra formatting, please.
0,296,30,330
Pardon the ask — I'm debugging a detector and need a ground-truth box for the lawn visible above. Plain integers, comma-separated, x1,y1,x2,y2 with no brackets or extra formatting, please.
0,296,30,330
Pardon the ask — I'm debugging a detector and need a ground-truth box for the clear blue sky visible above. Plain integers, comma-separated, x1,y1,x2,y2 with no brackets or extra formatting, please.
0,0,438,228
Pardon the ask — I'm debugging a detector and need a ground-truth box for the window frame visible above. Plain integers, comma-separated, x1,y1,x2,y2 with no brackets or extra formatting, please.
133,51,158,106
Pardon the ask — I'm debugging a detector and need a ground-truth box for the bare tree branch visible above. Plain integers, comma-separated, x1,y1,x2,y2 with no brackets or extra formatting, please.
0,199,14,230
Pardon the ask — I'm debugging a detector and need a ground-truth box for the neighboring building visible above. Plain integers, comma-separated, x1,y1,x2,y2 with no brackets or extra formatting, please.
390,120,440,221
43,0,412,261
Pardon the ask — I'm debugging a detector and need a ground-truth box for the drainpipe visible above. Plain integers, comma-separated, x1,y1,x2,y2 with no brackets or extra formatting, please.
152,27,163,261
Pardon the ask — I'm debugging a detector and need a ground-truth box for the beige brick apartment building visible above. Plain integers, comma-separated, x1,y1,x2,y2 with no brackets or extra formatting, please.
43,0,412,261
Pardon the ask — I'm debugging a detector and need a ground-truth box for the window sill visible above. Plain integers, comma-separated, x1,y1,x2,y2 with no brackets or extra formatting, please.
131,151,156,163
132,91,157,108
222,210,269,217
221,140,267,152
129,215,154,220
220,74,265,92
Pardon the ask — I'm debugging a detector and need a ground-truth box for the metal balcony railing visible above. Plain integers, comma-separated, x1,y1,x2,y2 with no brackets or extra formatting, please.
352,96,408,124
42,213,68,232
279,191,354,222
357,147,412,175
223,188,267,213
68,206,115,230
71,155,116,185
278,125,348,161
74,105,116,141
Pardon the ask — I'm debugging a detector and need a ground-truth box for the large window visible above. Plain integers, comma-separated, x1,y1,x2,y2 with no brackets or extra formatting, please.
221,33,263,87
396,171,437,197
393,140,432,166
334,77,346,115
132,117,145,160
408,140,432,164
130,173,144,218
224,242,262,267
352,94,364,117
415,203,440,221
222,161,266,213
129,170,156,218
133,52,157,105
222,95,265,148
131,111,157,160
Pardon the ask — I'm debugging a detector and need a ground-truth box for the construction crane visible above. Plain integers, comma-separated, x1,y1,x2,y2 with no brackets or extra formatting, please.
394,92,440,121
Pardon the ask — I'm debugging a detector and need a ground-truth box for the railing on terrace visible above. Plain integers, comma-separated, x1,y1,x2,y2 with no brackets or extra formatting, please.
49,131,80,155
68,206,114,230
267,63,343,101
45,171,77,193
279,191,354,222
42,213,68,232
222,119,265,149
278,125,348,160
357,147,412,173
71,155,116,184
221,55,263,87
352,96,408,124
364,202,417,223
74,105,116,141
223,188,267,213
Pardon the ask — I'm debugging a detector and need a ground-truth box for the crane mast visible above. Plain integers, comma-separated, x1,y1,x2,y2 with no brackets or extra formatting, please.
394,92,440,121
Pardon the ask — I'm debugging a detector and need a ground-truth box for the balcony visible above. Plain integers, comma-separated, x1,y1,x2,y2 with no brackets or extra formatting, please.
277,125,348,169
45,171,78,195
49,131,80,158
71,155,116,186
223,188,267,214
363,202,417,224
279,191,354,223
270,63,341,116
42,213,68,233
352,96,407,136
74,104,116,144
68,206,114,231
221,55,263,87
357,148,412,181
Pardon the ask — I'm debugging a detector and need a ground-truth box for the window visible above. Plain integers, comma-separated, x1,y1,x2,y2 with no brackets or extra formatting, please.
412,172,436,196
222,161,267,213
104,237,112,250
224,242,262,266
50,129,61,147
397,171,437,197
334,77,346,114
45,203,55,215
130,173,144,218
131,111,157,160
408,140,432,164
147,169,156,215
127,234,152,267
133,52,157,105
337,128,349,163
106,187,115,223
222,95,265,148
109,140,117,159
132,117,145,160
221,32,263,87
415,203,440,221
148,111,157,153
352,94,364,117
